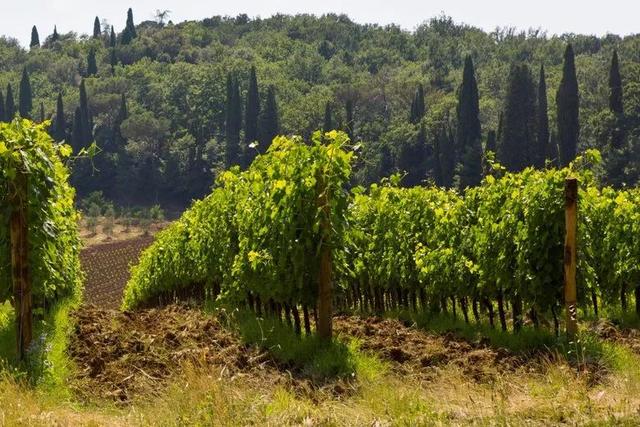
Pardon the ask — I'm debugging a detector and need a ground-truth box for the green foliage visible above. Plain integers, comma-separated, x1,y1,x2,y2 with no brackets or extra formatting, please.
0,119,83,308
557,44,580,167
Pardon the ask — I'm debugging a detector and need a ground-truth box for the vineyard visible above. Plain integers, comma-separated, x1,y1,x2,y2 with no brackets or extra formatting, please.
125,133,640,338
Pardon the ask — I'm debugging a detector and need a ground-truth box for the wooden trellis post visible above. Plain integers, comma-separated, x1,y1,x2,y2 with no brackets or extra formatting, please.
564,178,578,338
9,171,32,360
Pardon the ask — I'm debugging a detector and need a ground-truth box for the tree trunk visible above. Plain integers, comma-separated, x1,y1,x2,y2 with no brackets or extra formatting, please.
497,291,507,332
483,298,495,328
472,297,480,323
303,305,311,336
461,297,469,324
635,286,640,317
591,290,599,318
291,304,302,335
512,295,523,333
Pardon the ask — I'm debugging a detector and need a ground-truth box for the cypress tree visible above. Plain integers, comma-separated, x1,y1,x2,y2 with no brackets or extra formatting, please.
225,74,241,168
244,66,260,148
323,102,332,132
110,26,117,48
0,90,4,122
259,86,279,148
439,124,456,188
53,93,66,141
499,63,537,172
410,84,426,124
30,26,40,48
51,26,60,42
396,123,428,186
71,107,84,153
345,99,354,140
79,79,93,144
5,84,15,121
112,93,128,150
609,50,625,149
87,48,98,76
483,130,497,176
122,8,137,45
456,55,482,188
537,65,550,167
19,68,33,119
556,44,580,166
93,17,101,38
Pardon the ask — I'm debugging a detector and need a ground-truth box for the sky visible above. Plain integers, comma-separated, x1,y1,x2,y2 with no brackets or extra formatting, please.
3,0,639,46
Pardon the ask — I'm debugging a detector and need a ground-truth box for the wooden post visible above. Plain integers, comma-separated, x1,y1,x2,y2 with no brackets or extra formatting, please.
9,172,32,360
316,175,332,340
564,178,578,338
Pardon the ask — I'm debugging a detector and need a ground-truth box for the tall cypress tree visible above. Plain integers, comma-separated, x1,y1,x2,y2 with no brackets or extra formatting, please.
244,66,260,149
30,26,40,48
556,44,580,167
456,55,482,188
51,26,60,42
225,74,241,168
483,130,497,176
259,86,279,149
79,79,93,144
110,26,117,47
0,90,5,123
93,17,101,38
345,99,354,140
53,93,66,141
410,84,426,124
19,68,33,119
71,107,84,153
121,8,137,45
537,64,550,168
609,50,625,149
439,124,456,188
5,84,15,121
396,123,428,186
87,48,98,76
499,63,537,172
323,102,332,132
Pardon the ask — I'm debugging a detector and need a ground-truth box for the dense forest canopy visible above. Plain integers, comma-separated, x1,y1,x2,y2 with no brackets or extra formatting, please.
1,10,639,207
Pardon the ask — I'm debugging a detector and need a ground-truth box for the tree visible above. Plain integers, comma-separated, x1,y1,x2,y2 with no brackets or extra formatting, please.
0,90,5,122
19,68,33,119
609,50,625,149
410,84,426,124
110,26,117,48
51,26,60,42
225,74,241,168
483,130,497,176
71,107,84,153
30,26,40,48
87,48,98,76
345,99,354,140
39,103,45,123
53,93,66,142
244,66,260,162
498,63,537,172
5,84,15,121
395,123,428,186
154,10,171,26
323,102,332,132
537,64,550,167
79,80,93,145
121,8,137,45
556,44,579,166
438,124,456,188
259,86,279,149
456,55,482,188
93,17,101,38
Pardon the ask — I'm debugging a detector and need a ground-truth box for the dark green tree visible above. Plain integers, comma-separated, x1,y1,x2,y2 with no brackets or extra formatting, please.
259,86,279,149
498,63,537,172
396,123,428,186
439,124,456,188
79,79,93,144
556,44,579,166
456,55,482,188
93,17,101,38
71,107,84,153
345,99,354,140
225,74,241,168
0,90,4,122
5,84,15,121
609,50,624,149
53,93,66,141
244,67,260,145
19,68,33,119
121,8,137,45
30,26,40,48
409,84,425,124
483,130,497,176
323,102,332,131
87,48,98,76
39,102,45,123
537,64,550,167
51,26,59,42
110,26,117,47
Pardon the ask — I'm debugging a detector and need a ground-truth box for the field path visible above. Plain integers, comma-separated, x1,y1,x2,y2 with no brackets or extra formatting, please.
80,236,155,309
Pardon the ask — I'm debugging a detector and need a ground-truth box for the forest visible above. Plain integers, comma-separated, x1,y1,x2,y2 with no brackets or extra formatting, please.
1,8,639,207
